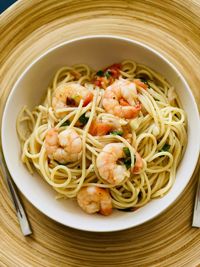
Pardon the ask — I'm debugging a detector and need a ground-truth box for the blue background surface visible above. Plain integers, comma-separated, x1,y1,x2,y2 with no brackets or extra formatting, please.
0,0,16,13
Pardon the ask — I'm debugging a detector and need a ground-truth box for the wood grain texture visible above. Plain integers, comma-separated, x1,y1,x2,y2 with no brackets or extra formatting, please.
0,0,200,266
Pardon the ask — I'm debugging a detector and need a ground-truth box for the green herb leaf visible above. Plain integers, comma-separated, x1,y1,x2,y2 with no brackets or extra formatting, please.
105,71,111,78
121,147,132,169
61,120,70,126
79,113,89,125
123,157,132,169
160,143,170,152
123,147,131,157
110,130,123,136
140,78,148,84
96,70,104,77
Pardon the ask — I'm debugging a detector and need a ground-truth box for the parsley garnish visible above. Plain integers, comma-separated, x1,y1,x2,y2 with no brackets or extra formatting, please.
123,157,132,169
61,120,70,126
122,147,132,169
105,70,111,78
110,130,123,136
123,147,131,157
79,113,89,125
140,78,148,84
160,144,170,152
96,70,104,77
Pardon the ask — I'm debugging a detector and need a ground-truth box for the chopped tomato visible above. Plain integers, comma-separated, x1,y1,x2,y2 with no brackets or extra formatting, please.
132,152,143,173
94,80,101,88
89,120,113,136
105,63,121,79
93,63,122,88
134,79,148,90
94,77,108,89
108,63,121,69
94,79,102,87
105,63,121,71
83,92,93,107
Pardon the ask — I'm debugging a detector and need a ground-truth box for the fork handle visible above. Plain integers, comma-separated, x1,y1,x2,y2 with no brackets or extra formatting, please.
192,172,200,228
0,154,32,236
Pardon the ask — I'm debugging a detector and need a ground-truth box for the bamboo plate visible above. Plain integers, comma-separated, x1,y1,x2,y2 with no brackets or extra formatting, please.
0,1,200,266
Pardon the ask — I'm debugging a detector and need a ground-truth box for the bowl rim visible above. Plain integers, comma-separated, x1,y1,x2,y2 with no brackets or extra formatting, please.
1,34,200,232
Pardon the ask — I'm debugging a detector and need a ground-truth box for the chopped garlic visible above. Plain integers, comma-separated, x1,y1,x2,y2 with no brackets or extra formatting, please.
130,118,139,130
85,112,91,118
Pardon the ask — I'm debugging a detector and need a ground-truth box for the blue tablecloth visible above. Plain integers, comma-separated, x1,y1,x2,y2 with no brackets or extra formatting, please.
0,0,16,13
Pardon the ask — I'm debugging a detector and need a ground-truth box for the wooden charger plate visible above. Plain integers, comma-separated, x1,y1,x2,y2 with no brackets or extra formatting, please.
0,0,200,266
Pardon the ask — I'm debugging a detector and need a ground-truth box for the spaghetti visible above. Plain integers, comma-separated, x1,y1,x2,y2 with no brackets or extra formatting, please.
16,60,187,215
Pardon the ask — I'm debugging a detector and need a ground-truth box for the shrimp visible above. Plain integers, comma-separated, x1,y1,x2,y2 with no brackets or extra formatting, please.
89,120,113,136
102,79,141,119
45,128,82,164
52,83,93,110
77,186,112,215
96,143,130,185
89,117,123,136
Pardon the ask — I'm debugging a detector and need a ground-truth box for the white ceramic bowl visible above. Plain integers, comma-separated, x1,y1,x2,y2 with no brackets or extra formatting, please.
2,35,200,232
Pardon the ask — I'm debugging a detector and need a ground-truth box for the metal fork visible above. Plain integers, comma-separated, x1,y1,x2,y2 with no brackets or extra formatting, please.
0,152,32,236
192,171,200,227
